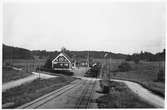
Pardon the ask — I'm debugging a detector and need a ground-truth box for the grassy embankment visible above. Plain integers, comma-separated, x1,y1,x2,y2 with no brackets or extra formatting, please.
96,81,155,108
94,58,165,98
3,59,47,71
2,67,31,83
3,59,47,83
2,75,76,108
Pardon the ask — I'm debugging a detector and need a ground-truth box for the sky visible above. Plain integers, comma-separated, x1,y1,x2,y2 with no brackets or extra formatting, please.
3,1,166,54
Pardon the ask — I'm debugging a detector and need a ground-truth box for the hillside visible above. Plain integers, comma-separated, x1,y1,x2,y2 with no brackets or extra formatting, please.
32,50,128,60
3,44,34,60
3,44,165,62
126,50,165,62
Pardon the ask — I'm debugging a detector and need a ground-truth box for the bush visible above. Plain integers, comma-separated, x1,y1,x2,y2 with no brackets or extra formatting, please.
134,58,140,64
43,58,52,69
118,62,131,72
96,81,154,108
157,69,165,82
40,67,74,76
125,55,132,61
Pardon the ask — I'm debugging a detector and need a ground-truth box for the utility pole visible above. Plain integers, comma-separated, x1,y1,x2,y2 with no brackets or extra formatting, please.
109,51,111,79
33,58,35,71
87,50,89,68
103,53,110,93
97,53,110,94
10,46,13,66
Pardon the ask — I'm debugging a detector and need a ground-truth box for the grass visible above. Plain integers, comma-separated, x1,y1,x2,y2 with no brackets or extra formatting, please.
94,58,165,98
3,59,47,83
112,61,165,97
96,81,155,108
2,67,32,83
2,75,76,108
3,59,47,72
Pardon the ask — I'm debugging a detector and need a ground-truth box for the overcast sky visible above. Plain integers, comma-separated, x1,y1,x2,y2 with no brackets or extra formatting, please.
3,1,165,54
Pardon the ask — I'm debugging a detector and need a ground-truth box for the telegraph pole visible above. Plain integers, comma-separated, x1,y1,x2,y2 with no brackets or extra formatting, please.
87,50,89,68
97,53,110,94
10,45,13,66
104,52,110,93
109,51,111,79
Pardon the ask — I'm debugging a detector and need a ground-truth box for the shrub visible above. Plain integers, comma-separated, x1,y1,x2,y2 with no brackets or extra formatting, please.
40,67,74,76
125,55,132,61
134,58,140,64
157,69,165,82
43,58,52,69
118,62,131,72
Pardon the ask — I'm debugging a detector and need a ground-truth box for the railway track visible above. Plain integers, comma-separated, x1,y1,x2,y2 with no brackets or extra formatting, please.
17,80,83,109
75,79,96,108
17,78,97,109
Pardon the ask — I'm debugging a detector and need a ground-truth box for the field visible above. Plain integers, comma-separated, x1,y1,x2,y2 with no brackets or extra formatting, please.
2,59,47,83
3,59,47,71
96,81,154,108
94,58,165,97
93,58,124,70
2,67,31,83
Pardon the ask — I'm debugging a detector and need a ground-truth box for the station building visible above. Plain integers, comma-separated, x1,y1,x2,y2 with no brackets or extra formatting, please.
52,52,76,71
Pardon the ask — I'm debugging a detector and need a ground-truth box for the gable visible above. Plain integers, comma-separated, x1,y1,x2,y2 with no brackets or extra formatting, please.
55,56,69,62
52,53,71,63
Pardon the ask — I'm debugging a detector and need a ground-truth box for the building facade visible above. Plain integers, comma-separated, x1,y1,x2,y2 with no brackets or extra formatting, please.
52,52,74,70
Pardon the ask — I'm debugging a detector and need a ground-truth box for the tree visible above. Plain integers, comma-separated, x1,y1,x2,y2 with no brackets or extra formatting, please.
134,58,140,64
118,62,131,72
43,57,53,69
157,69,165,82
61,47,67,53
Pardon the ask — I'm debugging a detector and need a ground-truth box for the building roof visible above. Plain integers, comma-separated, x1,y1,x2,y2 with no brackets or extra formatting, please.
62,52,73,62
51,52,74,63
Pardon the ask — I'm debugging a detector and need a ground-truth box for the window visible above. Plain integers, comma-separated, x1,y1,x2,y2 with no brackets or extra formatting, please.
64,63,69,67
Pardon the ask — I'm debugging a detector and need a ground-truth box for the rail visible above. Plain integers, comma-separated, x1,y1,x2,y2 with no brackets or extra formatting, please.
17,80,83,109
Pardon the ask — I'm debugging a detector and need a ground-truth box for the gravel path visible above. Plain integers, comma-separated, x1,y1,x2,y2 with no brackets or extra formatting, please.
2,72,57,92
111,79,164,108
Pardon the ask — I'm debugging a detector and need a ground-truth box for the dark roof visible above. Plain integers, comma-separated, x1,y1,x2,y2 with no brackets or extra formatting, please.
61,52,73,63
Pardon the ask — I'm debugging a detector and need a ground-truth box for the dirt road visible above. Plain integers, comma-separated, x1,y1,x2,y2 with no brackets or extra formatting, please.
2,72,57,92
111,79,164,108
